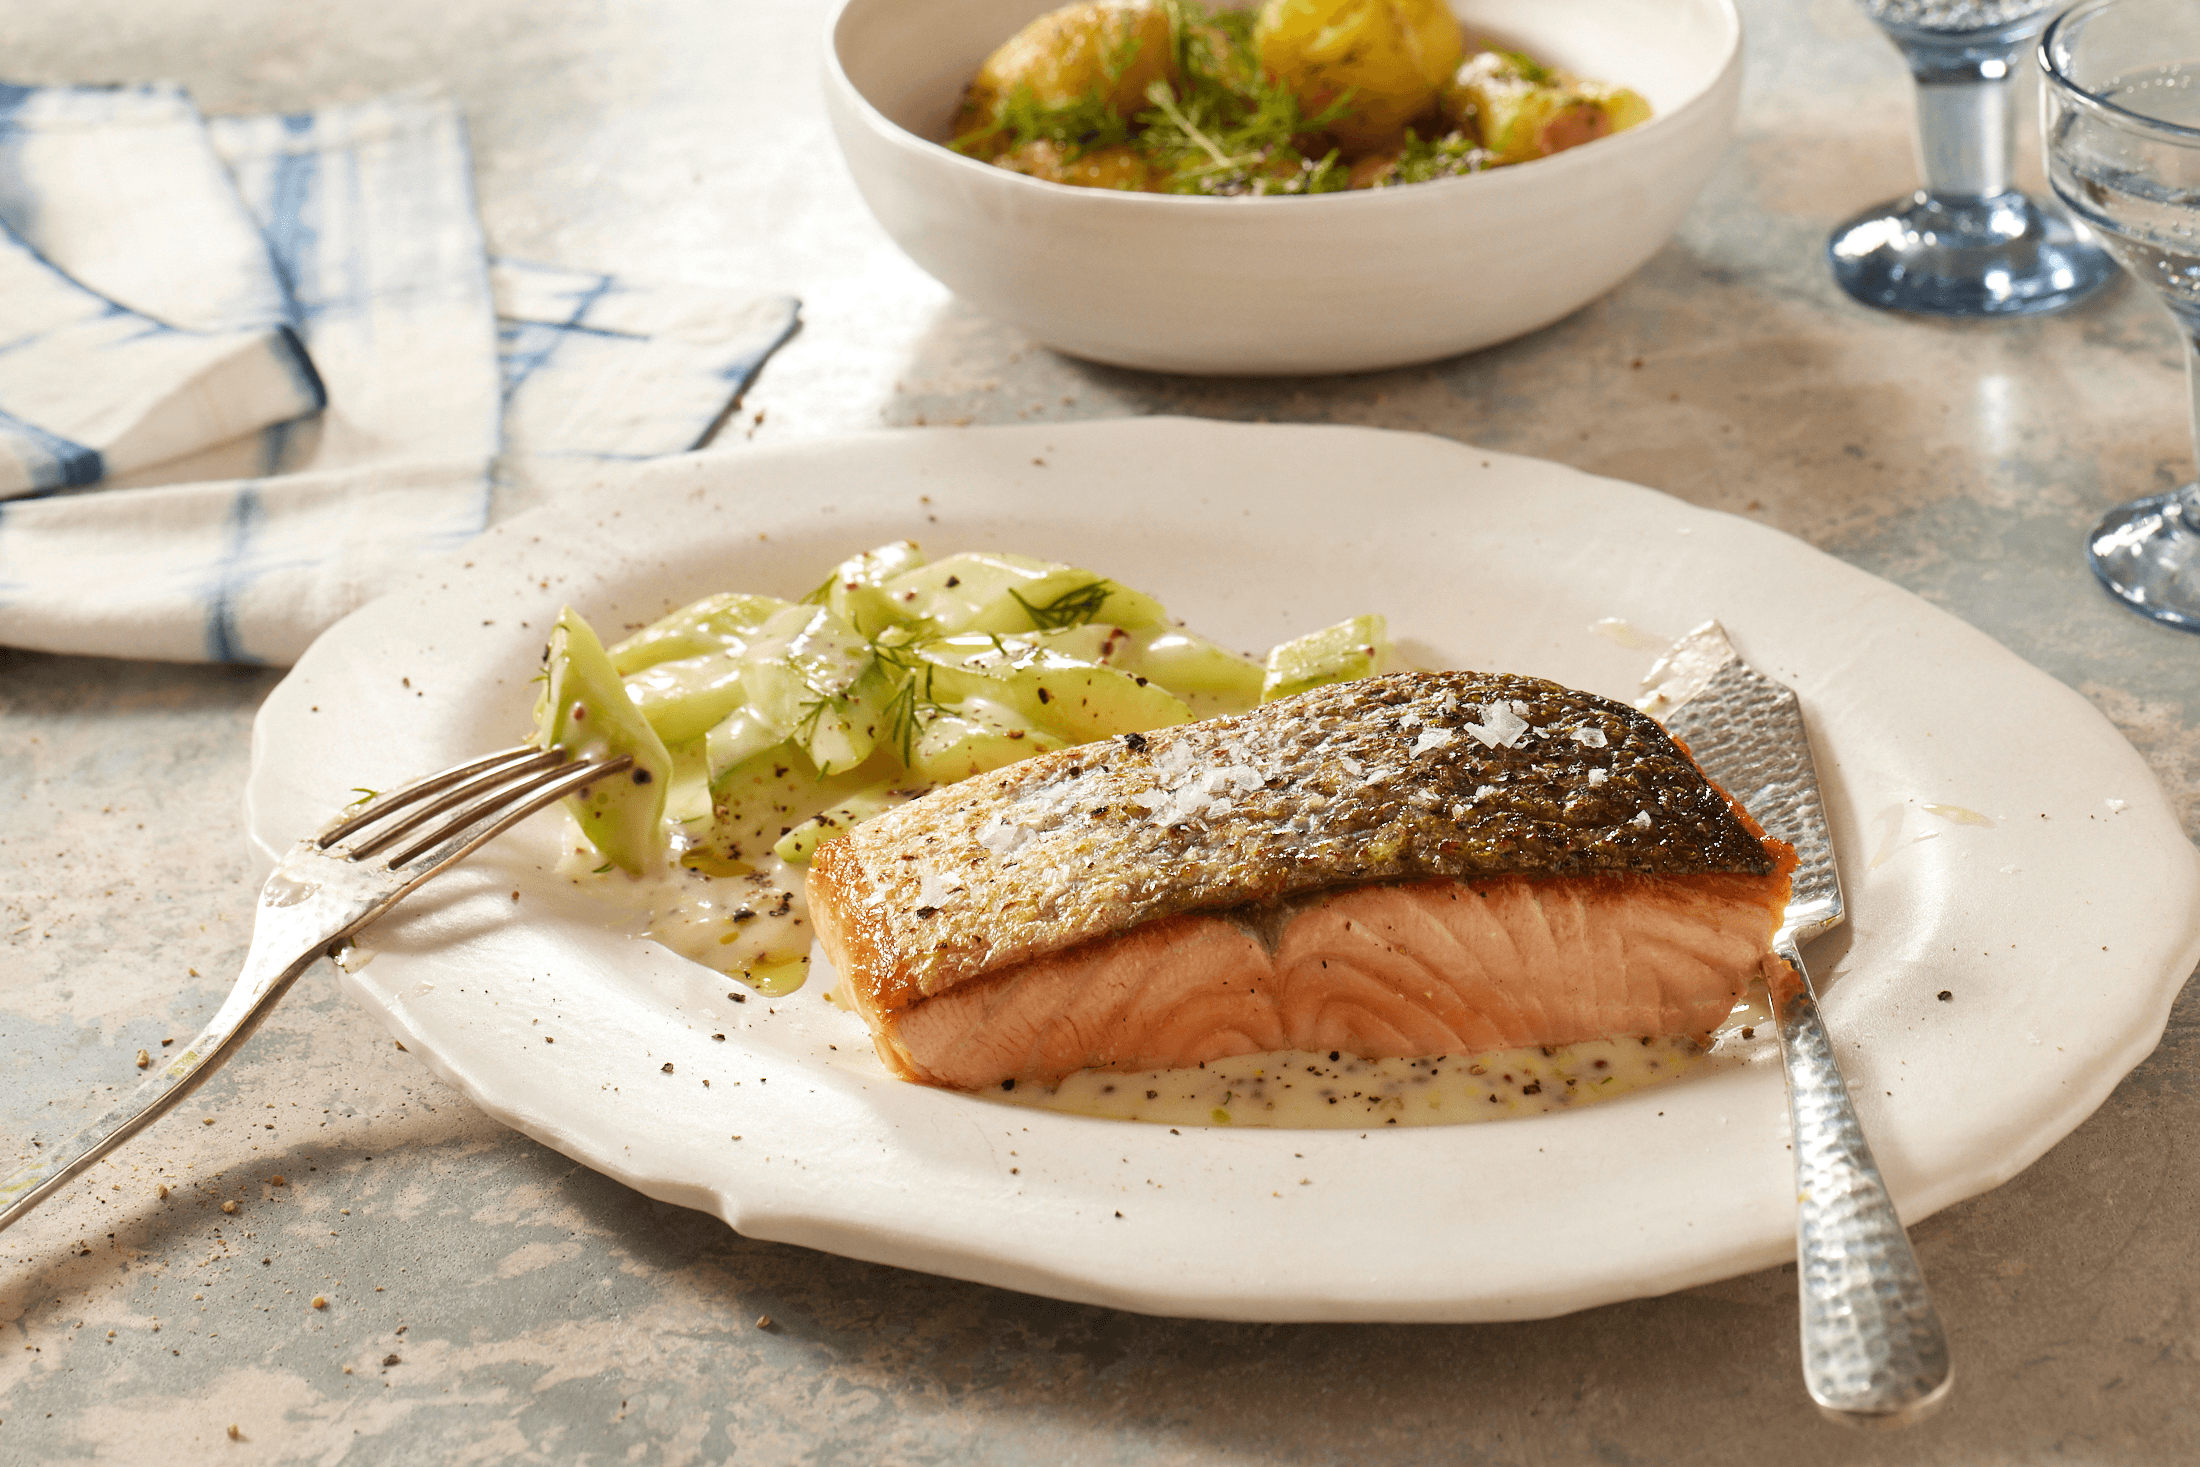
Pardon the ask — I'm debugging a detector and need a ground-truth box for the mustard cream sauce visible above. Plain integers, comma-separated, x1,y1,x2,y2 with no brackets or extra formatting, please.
555,821,813,996
992,990,1776,1129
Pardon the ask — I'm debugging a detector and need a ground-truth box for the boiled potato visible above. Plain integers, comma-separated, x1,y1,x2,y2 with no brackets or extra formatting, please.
953,1,1178,156
993,140,1162,190
1442,52,1651,165
1254,0,1463,153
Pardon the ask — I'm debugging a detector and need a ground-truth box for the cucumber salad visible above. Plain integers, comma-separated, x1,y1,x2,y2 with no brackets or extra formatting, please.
533,542,1396,995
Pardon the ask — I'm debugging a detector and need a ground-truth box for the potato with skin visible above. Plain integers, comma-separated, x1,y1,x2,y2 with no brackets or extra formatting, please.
1255,0,1464,153
994,140,1163,190
1443,51,1652,165
953,1,1179,158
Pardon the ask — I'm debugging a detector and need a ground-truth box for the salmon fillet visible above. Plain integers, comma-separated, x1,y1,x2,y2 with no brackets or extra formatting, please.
808,671,1794,1089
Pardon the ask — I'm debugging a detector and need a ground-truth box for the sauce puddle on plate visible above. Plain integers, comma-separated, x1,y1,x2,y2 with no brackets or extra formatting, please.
993,1035,1713,1128
991,987,1775,1128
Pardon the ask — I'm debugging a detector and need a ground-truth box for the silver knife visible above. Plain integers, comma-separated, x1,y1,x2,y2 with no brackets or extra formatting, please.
1644,621,1953,1429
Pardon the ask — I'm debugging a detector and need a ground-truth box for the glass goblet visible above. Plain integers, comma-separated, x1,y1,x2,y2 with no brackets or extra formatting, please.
2043,0,2200,629
1829,0,2114,317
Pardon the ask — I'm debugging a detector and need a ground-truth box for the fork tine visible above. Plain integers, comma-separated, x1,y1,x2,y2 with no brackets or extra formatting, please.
339,750,571,860
381,753,635,872
318,744,551,847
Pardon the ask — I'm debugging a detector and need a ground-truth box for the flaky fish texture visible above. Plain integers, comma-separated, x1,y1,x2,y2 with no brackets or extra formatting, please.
809,671,1793,1088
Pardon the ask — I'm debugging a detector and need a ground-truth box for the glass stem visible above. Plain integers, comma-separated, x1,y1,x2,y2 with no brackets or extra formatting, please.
2182,332,2200,523
1899,35,2026,199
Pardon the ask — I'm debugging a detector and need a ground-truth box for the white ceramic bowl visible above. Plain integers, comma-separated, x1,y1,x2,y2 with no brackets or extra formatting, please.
824,0,1743,376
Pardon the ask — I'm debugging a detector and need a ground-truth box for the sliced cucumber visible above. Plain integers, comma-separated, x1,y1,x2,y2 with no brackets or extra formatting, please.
906,696,1070,783
696,741,898,869
880,550,1058,632
880,551,1169,635
704,706,785,790
962,567,1170,635
773,782,933,866
741,604,897,774
813,539,927,638
910,633,1191,743
1261,613,1390,702
608,591,791,675
534,606,673,874
623,653,746,746
1112,626,1265,707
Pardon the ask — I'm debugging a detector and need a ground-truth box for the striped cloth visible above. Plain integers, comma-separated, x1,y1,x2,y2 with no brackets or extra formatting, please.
0,85,797,665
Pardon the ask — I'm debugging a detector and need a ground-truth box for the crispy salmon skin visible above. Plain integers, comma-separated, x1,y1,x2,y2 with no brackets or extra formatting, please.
808,671,1794,1089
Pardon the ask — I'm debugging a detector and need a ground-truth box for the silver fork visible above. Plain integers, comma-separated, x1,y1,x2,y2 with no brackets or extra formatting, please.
0,743,632,1235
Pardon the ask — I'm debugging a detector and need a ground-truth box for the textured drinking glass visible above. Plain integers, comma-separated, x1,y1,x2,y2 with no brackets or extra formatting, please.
1830,0,2113,316
2043,0,2200,629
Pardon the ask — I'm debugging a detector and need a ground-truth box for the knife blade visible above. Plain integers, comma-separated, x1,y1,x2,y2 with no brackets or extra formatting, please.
1646,620,1953,1429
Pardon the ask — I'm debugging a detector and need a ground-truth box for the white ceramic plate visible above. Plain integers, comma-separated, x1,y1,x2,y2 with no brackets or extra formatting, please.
246,419,2200,1323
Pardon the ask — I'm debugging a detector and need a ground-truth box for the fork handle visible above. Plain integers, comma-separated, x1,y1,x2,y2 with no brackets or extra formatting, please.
0,924,327,1235
1771,935,1954,1428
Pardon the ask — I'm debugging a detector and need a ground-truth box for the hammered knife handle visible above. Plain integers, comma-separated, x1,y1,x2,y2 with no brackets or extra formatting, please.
1771,936,1953,1428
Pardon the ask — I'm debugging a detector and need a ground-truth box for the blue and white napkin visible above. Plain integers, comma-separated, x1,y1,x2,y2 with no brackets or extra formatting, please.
0,84,798,665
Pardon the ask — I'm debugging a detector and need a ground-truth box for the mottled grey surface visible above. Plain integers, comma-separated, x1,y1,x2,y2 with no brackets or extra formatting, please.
2,0,2197,1460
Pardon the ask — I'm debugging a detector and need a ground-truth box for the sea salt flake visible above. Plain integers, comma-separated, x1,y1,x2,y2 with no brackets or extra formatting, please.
1464,702,1528,748
1411,727,1455,756
1338,754,1365,776
1570,726,1608,748
1473,784,1496,800
2105,798,2127,813
1155,788,1212,825
917,868,952,906
977,817,1031,855
1630,811,1653,829
1586,767,1609,786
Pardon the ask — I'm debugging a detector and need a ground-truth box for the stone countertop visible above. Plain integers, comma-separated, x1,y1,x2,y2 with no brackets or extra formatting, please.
2,0,2195,1461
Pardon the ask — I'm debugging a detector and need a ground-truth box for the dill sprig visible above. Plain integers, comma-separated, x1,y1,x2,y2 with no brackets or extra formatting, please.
1498,50,1553,85
1382,129,1495,187
878,662,948,765
867,630,963,764
1009,579,1115,630
1132,6,1351,197
984,87,1133,158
